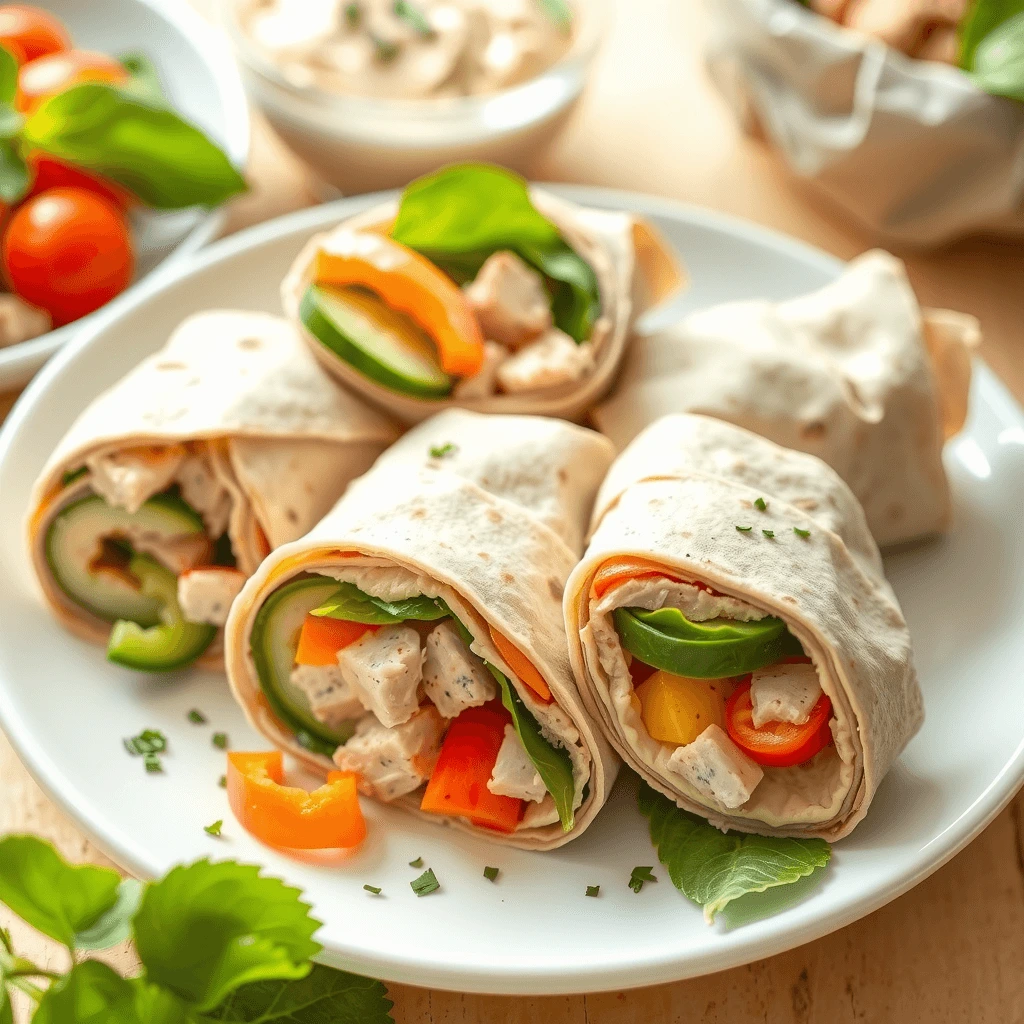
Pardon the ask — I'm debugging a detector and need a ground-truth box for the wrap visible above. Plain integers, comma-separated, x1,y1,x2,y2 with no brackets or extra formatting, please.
28,310,398,661
225,410,620,849
705,0,1024,245
564,413,922,841
595,250,977,547
281,187,683,423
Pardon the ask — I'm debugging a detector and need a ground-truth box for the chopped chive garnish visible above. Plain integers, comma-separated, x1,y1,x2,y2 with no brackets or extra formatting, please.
794,527,811,539
408,856,423,868
754,497,767,511
204,820,223,837
143,753,163,774
393,0,434,37
628,866,657,894
585,884,600,897
363,884,382,895
483,866,499,883
344,1,361,26
212,732,228,750
187,709,207,725
735,525,752,533
410,868,440,897
124,729,167,757
429,441,457,459
762,529,775,539
369,31,400,62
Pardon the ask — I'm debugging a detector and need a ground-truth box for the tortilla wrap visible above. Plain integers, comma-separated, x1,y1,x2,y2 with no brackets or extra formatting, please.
225,410,620,849
594,250,977,547
28,310,398,659
281,189,684,424
564,413,922,841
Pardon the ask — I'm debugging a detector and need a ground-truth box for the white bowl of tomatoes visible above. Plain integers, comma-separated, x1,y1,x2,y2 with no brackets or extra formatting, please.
0,0,250,390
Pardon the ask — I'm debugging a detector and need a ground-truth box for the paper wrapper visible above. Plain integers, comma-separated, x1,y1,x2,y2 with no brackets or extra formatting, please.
225,410,621,850
594,250,978,548
564,413,922,841
281,189,684,423
705,0,1024,245
28,310,398,657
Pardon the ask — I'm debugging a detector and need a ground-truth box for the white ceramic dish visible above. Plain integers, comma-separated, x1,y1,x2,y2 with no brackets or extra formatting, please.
1,188,1023,995
0,0,250,391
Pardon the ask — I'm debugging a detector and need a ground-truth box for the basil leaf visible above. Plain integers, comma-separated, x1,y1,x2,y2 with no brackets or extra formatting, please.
23,83,246,209
968,11,1024,101
489,665,577,831
0,140,28,204
311,582,446,623
537,0,572,31
959,0,1024,69
0,835,121,949
74,878,144,951
638,783,831,923
33,961,142,1024
119,52,165,105
132,860,320,1012
0,45,16,106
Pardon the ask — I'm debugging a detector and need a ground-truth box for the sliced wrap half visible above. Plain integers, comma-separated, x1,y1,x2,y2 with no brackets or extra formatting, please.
282,164,683,423
595,250,977,546
564,413,922,841
225,410,619,849
28,310,398,672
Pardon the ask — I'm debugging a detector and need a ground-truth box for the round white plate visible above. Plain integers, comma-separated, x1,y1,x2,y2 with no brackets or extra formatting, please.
0,0,250,390
1,189,1022,995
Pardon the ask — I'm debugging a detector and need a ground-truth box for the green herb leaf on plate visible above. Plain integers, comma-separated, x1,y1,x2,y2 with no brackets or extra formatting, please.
74,878,144,951
410,869,440,896
762,529,775,539
793,527,811,539
0,835,121,949
205,820,224,838
483,866,499,882
537,0,573,31
638,783,831,923
132,860,321,1012
23,83,246,209
735,525,752,533
363,884,382,895
429,441,457,458
585,884,600,897
754,497,767,511
967,11,1024,101
212,732,229,750
32,960,141,1024
124,729,167,756
408,856,423,868
188,709,207,725
628,865,656,893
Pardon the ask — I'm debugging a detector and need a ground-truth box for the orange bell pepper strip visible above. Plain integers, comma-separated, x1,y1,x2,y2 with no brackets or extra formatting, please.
488,627,552,703
420,703,522,833
295,614,377,666
591,558,729,601
226,751,366,850
314,229,484,378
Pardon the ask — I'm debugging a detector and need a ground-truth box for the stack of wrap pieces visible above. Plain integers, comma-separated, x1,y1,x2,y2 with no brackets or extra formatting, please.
225,409,621,850
564,413,923,841
596,250,977,547
282,186,683,423
28,310,398,663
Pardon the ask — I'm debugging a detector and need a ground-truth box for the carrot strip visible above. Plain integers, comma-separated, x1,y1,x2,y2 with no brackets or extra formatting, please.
489,627,552,703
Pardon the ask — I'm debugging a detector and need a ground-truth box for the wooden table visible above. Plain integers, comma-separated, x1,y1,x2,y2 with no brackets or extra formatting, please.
4,1,1024,1020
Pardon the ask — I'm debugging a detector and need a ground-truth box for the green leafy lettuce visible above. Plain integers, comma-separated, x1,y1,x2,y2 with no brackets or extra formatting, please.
638,783,831,923
391,163,601,343
311,582,447,624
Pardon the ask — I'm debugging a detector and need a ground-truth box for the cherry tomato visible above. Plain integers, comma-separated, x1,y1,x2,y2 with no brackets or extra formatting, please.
724,676,833,768
26,153,132,210
3,186,133,326
16,48,127,112
0,6,69,65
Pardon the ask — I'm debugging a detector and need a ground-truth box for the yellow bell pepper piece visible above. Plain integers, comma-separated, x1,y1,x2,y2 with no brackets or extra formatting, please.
635,670,728,746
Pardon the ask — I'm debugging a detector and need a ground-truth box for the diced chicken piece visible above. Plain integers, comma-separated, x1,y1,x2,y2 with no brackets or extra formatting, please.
464,251,552,350
487,724,547,803
421,620,497,718
337,624,424,728
666,724,764,810
0,294,50,349
453,341,509,400
333,706,446,801
288,664,364,727
86,445,186,514
496,329,595,394
750,661,823,729
177,567,246,627
177,453,232,538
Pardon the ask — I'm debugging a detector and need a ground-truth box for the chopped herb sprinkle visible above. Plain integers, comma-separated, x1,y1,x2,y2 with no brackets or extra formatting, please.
408,856,423,868
754,497,767,511
124,729,167,757
483,866,499,883
735,525,752,533
411,868,440,897
204,820,223,837
369,31,400,62
393,0,435,37
218,775,227,789
212,732,228,750
344,1,361,26
585,885,600,897
187,709,207,725
794,527,811,539
762,529,775,539
363,884,382,895
143,753,163,774
429,441,457,459
628,866,657,894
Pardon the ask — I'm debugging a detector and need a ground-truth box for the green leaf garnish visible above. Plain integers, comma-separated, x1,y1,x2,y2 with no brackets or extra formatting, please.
638,783,831,923
965,10,1024,101
429,441,457,458
735,525,752,532
537,0,573,31
0,835,121,949
363,884,382,895
585,884,600,897
124,729,167,756
408,857,423,868
410,869,440,897
74,878,144,952
32,960,140,1024
483,866,499,883
959,0,1024,69
793,527,811,539
628,866,657,894
188,709,207,725
144,753,163,774
393,0,434,37
762,529,775,539
311,581,446,624
754,497,767,511
212,732,229,750
132,860,321,1013
205,821,224,838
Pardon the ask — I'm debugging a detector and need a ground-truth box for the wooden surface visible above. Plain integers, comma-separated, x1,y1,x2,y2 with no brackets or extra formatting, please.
4,0,1024,1020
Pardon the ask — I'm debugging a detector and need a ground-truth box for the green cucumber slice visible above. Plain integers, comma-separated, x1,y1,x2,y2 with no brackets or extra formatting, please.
45,492,205,626
310,581,447,624
106,555,215,672
615,606,803,679
250,577,359,752
300,283,452,399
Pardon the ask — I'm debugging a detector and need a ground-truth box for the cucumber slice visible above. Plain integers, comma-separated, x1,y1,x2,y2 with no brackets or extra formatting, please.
300,283,452,399
615,606,804,679
106,555,216,672
46,493,205,626
250,577,359,752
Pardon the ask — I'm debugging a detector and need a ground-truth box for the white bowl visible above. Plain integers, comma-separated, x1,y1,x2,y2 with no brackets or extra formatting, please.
225,0,606,195
0,0,250,391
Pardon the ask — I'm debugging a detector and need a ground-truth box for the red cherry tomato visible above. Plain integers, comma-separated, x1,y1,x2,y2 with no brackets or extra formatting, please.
0,5,70,65
725,676,833,768
26,153,132,210
3,187,133,326
16,48,127,112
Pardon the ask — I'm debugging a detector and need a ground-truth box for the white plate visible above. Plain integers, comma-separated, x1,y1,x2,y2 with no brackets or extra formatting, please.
1,189,1022,995
0,0,250,390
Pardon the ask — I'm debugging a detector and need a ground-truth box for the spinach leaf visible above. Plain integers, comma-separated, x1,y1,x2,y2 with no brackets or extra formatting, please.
959,0,1024,69
391,163,601,343
967,11,1024,100
638,783,831,923
310,582,446,623
488,665,577,831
